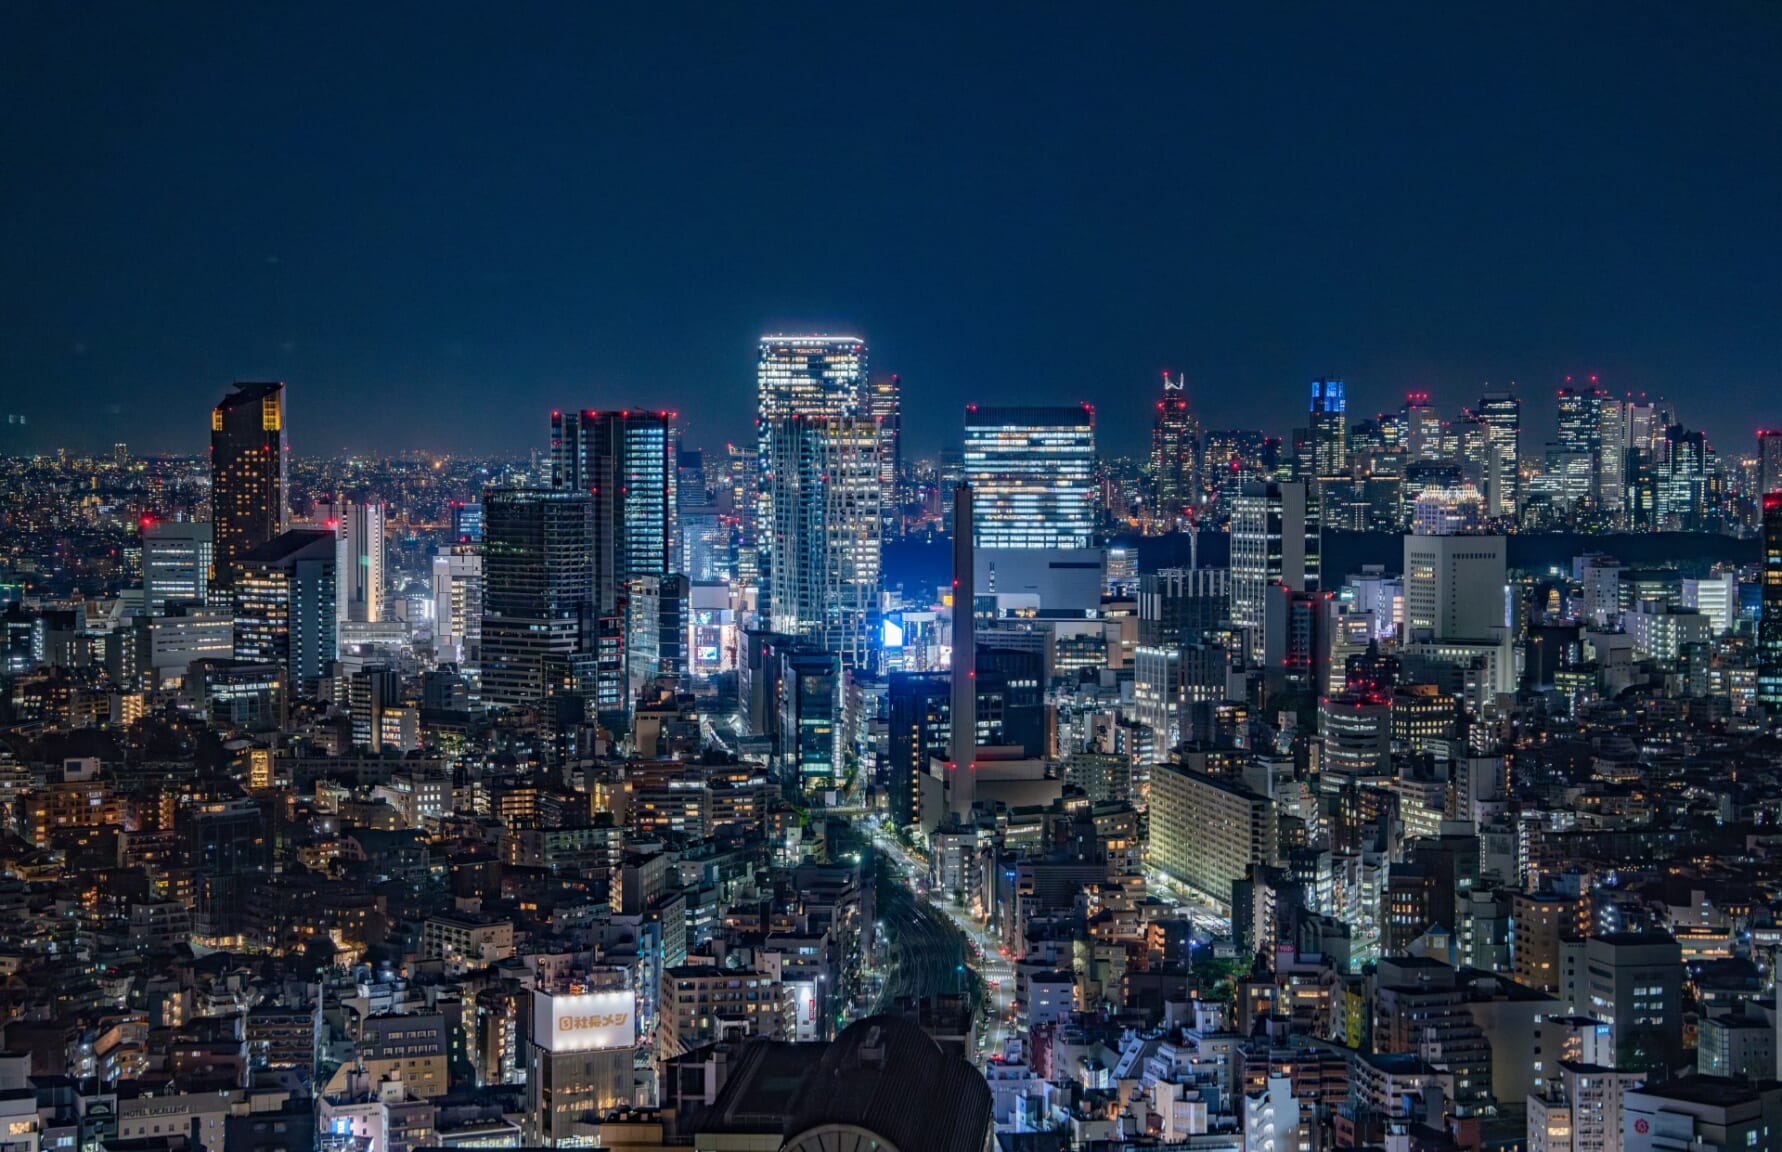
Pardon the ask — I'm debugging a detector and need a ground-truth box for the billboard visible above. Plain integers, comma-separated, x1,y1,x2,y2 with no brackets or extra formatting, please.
533,989,635,1053
787,980,819,1042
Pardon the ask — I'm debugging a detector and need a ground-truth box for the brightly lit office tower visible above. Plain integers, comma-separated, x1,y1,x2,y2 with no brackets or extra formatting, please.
1656,424,1720,532
233,529,337,686
432,545,483,665
1476,388,1521,517
963,405,1096,549
1308,379,1348,478
1411,484,1486,536
551,409,676,615
1404,392,1444,464
766,417,883,668
479,488,597,708
863,373,902,531
210,381,288,589
1229,479,1319,663
142,520,213,614
1623,397,1672,461
1150,373,1201,527
332,501,386,623
756,336,867,588
1556,383,1624,516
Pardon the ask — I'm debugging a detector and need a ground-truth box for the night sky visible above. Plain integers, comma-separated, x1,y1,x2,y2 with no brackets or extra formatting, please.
4,3,1780,460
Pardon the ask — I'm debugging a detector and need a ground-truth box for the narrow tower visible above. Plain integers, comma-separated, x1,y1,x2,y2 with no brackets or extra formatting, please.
949,483,976,820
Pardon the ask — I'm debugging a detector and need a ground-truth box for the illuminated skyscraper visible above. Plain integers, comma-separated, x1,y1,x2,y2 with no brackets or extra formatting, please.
1308,379,1348,478
1404,392,1443,464
551,409,677,615
766,417,882,668
233,529,336,686
624,572,689,701
1229,479,1318,663
1555,382,1624,514
331,501,386,624
1476,388,1521,517
142,520,213,614
432,545,482,666
210,381,287,589
1150,372,1201,527
963,405,1096,550
480,488,597,708
755,335,867,580
1656,424,1720,532
863,373,902,530
1555,384,1604,458
1758,429,1782,500
1759,494,1782,711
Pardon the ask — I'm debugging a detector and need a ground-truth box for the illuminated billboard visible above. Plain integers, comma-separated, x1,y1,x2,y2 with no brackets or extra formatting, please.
533,989,635,1053
787,979,819,1042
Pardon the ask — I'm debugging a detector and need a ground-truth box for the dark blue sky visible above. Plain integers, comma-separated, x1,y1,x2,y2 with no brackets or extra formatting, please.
4,3,1779,460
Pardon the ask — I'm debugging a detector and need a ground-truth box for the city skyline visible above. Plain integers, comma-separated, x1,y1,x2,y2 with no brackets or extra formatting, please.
6,5,1782,457
8,11,1782,1151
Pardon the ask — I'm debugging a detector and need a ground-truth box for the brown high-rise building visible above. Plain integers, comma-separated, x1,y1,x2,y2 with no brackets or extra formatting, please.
210,381,287,589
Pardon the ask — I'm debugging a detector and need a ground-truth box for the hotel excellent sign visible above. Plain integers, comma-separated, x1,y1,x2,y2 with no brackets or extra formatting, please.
534,990,636,1053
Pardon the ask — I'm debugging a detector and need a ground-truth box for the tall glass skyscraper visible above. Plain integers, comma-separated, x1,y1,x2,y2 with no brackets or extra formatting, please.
1308,378,1348,478
550,409,677,615
210,381,287,589
863,372,901,532
1229,479,1319,663
1476,389,1521,518
766,416,883,668
1150,373,1201,527
479,488,597,708
755,336,866,580
1656,424,1720,532
963,405,1096,550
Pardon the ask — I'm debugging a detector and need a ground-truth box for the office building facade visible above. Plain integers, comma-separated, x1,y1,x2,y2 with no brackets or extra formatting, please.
479,489,597,709
863,372,901,530
432,546,483,666
963,404,1096,550
1402,533,1506,643
1150,373,1201,527
1230,479,1319,662
232,529,337,686
142,520,213,614
331,500,386,624
756,335,867,578
1151,764,1277,907
550,408,676,614
765,417,882,668
1308,378,1348,478
210,381,288,589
